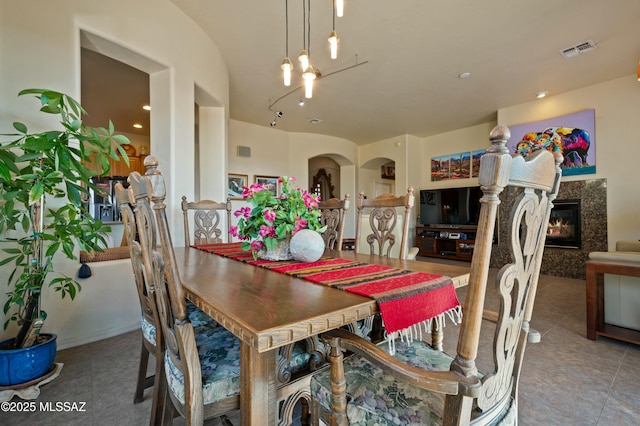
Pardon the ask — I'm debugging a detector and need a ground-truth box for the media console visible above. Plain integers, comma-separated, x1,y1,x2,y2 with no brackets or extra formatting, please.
416,225,477,261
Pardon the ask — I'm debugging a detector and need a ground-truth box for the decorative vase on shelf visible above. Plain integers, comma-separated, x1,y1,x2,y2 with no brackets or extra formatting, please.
258,237,293,261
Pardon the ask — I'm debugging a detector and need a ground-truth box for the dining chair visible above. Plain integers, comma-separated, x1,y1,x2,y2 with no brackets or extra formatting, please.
181,196,232,246
309,125,563,425
318,194,350,249
354,186,417,260
115,182,221,422
127,163,241,425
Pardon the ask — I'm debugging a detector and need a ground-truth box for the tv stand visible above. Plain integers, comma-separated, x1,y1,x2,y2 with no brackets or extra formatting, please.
416,225,477,261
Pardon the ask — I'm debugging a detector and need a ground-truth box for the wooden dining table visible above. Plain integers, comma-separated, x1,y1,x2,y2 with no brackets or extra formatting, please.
174,246,470,425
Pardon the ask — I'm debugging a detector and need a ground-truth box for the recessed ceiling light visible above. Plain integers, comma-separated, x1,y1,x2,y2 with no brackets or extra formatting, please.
133,124,143,129
536,91,548,99
458,72,471,79
142,105,151,111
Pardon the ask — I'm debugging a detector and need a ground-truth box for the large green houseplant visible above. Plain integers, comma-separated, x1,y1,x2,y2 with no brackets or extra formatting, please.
0,89,130,352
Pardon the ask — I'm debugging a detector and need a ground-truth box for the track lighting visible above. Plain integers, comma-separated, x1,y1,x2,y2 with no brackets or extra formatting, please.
270,120,277,127
298,99,305,106
276,111,283,118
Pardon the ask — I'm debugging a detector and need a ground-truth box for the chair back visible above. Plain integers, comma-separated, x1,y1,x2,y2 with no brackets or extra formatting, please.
181,196,232,246
318,195,350,249
354,187,414,259
445,125,562,423
114,182,163,346
128,164,205,424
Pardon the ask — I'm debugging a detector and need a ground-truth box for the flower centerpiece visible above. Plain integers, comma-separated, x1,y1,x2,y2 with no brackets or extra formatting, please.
230,176,325,260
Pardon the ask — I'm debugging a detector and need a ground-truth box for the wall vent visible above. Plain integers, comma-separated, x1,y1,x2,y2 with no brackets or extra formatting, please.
559,40,597,59
237,146,251,157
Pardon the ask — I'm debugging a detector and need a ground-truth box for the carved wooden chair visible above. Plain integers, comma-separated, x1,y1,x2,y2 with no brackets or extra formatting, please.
181,196,232,246
128,162,241,425
309,125,563,425
354,187,418,260
318,195,350,249
115,181,220,423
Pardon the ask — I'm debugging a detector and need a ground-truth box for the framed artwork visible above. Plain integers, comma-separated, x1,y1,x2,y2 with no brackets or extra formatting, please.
254,175,279,196
507,109,596,176
431,155,450,181
449,152,470,179
227,173,247,199
381,164,395,180
471,149,484,178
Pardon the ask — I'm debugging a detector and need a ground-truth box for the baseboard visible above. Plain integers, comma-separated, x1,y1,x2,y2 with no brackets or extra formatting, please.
55,322,141,350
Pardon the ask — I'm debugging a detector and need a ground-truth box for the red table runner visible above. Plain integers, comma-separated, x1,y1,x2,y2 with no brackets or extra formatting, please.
192,243,461,336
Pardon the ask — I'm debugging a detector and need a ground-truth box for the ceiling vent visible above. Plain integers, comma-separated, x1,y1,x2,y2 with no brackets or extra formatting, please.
308,118,323,124
559,40,597,59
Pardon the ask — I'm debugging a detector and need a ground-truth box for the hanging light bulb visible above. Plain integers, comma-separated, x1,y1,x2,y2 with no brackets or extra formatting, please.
281,57,293,86
302,65,316,98
298,49,309,71
336,0,344,17
328,31,338,59
328,0,338,59
281,0,292,86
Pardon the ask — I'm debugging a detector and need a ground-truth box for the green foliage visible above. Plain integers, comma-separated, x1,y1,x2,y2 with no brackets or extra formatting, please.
0,89,130,330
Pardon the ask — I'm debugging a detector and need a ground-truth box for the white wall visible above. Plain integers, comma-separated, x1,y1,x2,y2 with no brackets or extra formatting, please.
227,119,360,238
0,0,229,346
498,75,640,248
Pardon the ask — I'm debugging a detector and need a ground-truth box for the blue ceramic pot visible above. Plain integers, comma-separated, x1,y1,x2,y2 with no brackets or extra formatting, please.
0,333,57,386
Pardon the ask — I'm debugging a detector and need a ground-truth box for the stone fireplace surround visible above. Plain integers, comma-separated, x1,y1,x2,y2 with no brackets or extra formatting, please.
489,179,607,280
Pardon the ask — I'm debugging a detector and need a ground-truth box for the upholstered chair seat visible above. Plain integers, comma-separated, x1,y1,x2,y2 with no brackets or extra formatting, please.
164,325,241,406
139,300,215,347
310,339,508,426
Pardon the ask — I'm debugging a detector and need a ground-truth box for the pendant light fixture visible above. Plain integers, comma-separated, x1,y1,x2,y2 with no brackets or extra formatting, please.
328,0,338,59
336,0,344,17
298,0,309,71
281,0,293,86
302,64,316,98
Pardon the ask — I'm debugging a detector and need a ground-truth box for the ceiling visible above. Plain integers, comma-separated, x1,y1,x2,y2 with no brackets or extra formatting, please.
82,0,640,145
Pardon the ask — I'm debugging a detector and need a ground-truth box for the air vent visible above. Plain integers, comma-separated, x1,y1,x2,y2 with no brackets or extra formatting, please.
559,40,597,59
308,118,323,124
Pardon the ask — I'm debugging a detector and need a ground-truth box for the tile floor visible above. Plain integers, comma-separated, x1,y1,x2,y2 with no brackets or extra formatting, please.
1,268,639,425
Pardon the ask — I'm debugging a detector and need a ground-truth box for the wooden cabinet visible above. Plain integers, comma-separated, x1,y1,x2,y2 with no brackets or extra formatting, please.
85,153,146,177
416,226,477,261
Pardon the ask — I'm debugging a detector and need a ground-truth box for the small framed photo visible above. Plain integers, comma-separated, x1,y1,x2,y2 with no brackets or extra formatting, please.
227,173,247,199
254,175,279,196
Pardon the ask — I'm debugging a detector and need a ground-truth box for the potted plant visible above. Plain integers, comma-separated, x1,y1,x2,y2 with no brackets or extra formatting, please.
0,89,130,385
230,176,326,260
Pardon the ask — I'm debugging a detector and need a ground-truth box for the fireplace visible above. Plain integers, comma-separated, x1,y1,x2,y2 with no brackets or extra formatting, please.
545,199,581,249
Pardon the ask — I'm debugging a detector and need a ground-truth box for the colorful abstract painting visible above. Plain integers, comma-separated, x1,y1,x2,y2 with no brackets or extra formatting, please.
471,149,484,178
507,109,595,176
431,155,450,181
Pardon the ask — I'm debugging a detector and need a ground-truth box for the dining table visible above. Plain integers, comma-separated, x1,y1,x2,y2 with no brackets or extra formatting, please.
174,246,471,425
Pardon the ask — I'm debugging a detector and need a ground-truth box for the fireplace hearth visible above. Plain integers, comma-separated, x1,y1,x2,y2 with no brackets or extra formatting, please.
546,199,581,249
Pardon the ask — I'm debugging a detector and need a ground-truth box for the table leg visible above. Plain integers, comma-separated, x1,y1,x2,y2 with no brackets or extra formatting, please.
240,342,277,425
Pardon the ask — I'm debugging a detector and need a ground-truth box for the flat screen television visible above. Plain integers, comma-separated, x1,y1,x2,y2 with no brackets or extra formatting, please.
419,187,482,227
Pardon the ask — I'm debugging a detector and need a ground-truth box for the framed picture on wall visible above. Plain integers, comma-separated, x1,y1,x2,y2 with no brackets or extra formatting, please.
227,173,247,199
254,175,279,196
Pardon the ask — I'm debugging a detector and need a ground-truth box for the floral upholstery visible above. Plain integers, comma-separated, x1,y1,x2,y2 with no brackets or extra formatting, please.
311,339,508,426
186,300,218,329
164,325,241,405
140,316,156,346
140,300,216,347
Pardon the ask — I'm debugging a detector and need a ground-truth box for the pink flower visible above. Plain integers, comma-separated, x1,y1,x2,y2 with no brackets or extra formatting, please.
259,225,275,237
234,206,251,218
250,240,264,252
229,225,239,237
263,209,276,223
294,216,308,232
302,191,318,208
